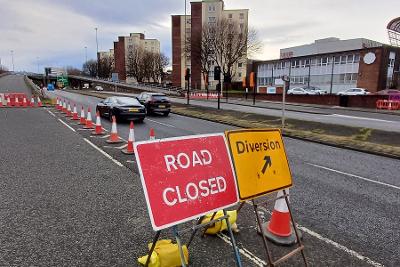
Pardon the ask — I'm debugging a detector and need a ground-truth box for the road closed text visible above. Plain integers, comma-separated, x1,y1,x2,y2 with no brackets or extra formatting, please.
162,176,226,206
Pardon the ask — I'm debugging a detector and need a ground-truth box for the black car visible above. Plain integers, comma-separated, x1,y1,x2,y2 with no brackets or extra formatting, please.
96,97,146,122
137,92,171,116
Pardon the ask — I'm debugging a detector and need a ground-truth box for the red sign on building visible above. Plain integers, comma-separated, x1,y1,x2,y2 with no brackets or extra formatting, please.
135,133,239,231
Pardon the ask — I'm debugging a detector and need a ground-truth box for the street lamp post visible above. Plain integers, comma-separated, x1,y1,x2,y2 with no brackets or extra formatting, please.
10,50,14,72
95,27,99,79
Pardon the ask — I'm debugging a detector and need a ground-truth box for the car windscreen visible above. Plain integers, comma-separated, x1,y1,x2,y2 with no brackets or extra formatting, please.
151,95,169,101
115,98,140,105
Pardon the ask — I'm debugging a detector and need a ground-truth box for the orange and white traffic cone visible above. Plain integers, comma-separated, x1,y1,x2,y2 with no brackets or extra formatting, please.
149,128,156,140
106,116,123,144
22,97,28,107
72,104,79,120
56,98,60,110
7,97,11,107
66,102,72,117
30,96,35,107
91,111,105,135
0,95,3,107
261,190,300,245
122,121,135,154
15,97,20,107
83,107,94,129
79,106,86,125
62,100,67,113
37,96,42,107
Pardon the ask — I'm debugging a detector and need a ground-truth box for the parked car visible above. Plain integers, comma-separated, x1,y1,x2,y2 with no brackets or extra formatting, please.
374,89,400,95
337,88,370,95
96,97,146,122
302,86,327,95
137,92,171,116
95,85,104,91
287,87,317,95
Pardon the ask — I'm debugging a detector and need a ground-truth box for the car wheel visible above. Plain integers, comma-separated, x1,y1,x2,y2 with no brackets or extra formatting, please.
163,111,170,117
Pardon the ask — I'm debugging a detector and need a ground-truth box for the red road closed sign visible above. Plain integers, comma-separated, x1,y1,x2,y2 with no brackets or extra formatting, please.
134,133,239,231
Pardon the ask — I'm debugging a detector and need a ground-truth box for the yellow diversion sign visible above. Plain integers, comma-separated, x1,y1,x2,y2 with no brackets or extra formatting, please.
225,129,292,200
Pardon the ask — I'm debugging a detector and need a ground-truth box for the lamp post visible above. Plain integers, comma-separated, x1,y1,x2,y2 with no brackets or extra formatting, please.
184,0,189,104
10,50,14,72
95,27,99,79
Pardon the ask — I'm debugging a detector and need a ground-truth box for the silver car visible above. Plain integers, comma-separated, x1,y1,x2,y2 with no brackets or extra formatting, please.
337,88,369,95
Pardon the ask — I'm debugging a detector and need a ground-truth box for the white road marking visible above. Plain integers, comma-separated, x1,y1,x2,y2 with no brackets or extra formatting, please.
47,110,56,118
248,204,384,267
216,233,264,267
126,160,136,163
58,119,76,132
103,144,128,149
146,118,176,128
100,134,111,139
83,138,123,167
325,114,395,123
296,225,384,267
307,163,400,190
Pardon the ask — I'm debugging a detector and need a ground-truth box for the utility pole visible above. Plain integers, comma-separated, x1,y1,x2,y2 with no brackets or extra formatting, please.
95,27,99,79
10,50,14,72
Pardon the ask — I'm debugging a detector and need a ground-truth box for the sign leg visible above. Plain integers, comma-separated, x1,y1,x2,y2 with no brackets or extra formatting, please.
236,202,246,215
145,230,161,267
283,189,308,266
187,215,205,248
201,212,217,237
223,209,243,267
252,200,274,266
172,225,187,267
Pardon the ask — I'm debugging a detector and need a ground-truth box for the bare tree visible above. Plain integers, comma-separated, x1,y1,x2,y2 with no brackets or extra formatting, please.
66,66,82,76
98,55,114,79
0,65,8,74
126,47,169,83
187,19,261,88
82,60,97,77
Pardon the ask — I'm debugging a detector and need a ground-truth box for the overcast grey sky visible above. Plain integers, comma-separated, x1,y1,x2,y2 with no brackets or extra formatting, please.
0,0,399,72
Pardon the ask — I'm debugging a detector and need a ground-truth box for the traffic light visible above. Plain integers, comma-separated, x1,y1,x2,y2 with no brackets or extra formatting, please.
185,68,191,81
214,66,221,81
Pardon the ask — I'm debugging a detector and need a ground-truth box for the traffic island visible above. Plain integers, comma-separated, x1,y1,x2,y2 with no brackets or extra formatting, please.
64,90,400,160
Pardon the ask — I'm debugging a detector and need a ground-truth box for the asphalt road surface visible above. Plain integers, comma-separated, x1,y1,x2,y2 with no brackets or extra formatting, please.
0,74,33,97
1,75,399,266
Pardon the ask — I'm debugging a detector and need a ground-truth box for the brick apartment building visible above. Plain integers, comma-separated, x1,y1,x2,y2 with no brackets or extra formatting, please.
172,0,248,90
254,37,400,94
113,33,160,82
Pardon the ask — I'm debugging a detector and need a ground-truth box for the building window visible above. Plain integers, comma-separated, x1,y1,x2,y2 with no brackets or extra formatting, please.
208,5,216,12
208,17,216,22
239,13,244,19
228,13,233,19
389,58,395,68
238,62,243,68
321,57,328,66
238,72,242,77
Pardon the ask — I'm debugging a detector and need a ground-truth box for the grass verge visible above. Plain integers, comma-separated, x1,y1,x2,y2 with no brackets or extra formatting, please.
65,89,400,159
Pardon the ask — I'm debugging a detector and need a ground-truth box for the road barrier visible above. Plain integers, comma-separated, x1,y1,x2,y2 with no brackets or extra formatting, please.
184,92,219,99
0,93,42,108
376,99,400,110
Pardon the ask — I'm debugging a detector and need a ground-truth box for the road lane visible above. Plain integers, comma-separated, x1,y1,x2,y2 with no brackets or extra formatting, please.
0,108,257,266
0,74,33,97
45,89,399,266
